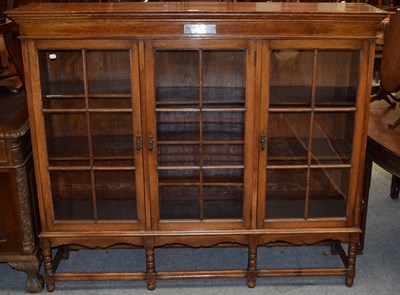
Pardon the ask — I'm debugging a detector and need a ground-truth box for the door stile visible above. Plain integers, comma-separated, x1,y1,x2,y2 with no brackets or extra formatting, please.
143,40,161,231
131,41,146,232
256,40,270,229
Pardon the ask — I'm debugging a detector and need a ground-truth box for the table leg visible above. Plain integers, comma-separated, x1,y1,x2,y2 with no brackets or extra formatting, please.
390,175,400,199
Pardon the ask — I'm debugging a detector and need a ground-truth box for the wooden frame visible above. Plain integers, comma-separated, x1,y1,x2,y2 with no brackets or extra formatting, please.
7,2,387,292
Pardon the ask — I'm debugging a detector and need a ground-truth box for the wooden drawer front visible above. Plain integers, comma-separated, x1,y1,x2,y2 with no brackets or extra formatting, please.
0,141,6,164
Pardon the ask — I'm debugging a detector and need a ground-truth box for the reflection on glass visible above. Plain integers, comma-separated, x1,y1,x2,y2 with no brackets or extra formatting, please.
311,112,354,165
40,50,85,109
159,185,200,219
203,50,245,104
157,111,200,142
316,50,360,107
158,169,200,184
203,111,244,141
267,113,311,166
51,170,93,220
155,50,199,105
203,185,243,219
308,168,349,218
265,169,307,219
90,113,134,159
158,145,200,167
87,50,132,109
155,49,246,221
44,113,89,163
203,144,243,166
269,49,314,107
95,171,137,220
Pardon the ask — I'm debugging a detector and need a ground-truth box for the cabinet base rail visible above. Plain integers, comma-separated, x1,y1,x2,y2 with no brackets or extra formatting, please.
41,239,357,291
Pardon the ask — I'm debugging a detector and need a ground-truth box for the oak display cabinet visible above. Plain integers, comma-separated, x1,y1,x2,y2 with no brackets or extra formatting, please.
7,2,387,291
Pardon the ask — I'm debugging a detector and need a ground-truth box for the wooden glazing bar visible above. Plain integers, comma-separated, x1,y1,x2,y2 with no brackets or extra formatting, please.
48,166,136,171
202,108,246,112
155,108,199,112
42,109,87,113
45,93,131,99
159,182,244,186
43,108,133,113
268,107,356,113
199,48,204,221
48,156,136,161
156,100,245,106
267,164,352,170
314,108,357,113
157,140,244,145
304,48,319,219
54,272,146,281
257,268,346,277
157,165,244,170
82,48,98,221
156,270,247,280
155,108,245,112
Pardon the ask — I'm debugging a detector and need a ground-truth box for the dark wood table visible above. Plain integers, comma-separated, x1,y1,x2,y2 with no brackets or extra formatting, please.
359,99,400,252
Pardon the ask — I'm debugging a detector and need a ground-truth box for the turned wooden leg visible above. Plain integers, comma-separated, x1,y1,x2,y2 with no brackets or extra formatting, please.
8,261,44,293
42,247,55,292
390,175,400,199
145,239,156,290
247,236,258,288
345,238,358,287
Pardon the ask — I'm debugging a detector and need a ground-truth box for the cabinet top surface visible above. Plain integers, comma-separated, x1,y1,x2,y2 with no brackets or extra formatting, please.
7,2,386,21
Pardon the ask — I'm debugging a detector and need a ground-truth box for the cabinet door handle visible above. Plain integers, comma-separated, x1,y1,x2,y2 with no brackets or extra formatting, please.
148,136,154,151
136,135,142,151
260,134,266,150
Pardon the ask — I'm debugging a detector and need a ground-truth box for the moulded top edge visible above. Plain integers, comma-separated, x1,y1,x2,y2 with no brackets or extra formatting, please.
6,2,388,22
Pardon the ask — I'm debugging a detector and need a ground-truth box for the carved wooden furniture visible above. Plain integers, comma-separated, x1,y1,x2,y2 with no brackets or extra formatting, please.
371,11,400,113
359,99,400,252
7,2,387,291
0,90,43,293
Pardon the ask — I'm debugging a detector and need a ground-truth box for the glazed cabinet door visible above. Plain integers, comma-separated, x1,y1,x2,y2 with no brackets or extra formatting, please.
30,40,145,231
257,40,370,229
145,40,256,231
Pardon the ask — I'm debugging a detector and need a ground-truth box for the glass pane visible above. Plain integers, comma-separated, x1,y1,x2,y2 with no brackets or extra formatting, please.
159,188,200,219
203,111,244,141
316,50,360,107
158,144,200,167
311,112,354,165
203,144,243,166
39,50,85,109
267,113,311,166
270,49,314,107
51,170,93,220
159,169,200,220
155,50,199,106
87,50,132,109
203,168,243,219
90,113,134,163
265,169,307,219
203,185,243,219
95,171,137,220
157,111,200,141
159,168,200,183
308,168,349,218
44,113,89,166
203,50,245,106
